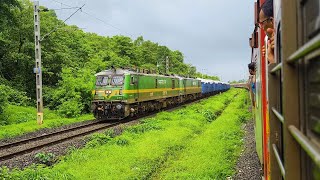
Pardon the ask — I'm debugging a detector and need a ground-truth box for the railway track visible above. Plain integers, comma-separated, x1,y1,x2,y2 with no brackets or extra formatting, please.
0,120,123,162
0,107,172,162
0,92,226,163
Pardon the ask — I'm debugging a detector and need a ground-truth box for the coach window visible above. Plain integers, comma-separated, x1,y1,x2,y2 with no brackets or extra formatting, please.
276,24,281,64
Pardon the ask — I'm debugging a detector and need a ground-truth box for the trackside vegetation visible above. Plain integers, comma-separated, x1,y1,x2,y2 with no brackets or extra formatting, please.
153,90,251,179
0,105,93,139
0,89,251,179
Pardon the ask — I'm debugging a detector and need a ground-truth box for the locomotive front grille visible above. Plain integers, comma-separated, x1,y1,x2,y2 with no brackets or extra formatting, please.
92,102,125,120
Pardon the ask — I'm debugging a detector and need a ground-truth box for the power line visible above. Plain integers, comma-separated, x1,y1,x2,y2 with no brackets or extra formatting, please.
52,0,73,8
41,4,85,41
61,4,85,24
51,0,134,38
50,7,82,11
81,11,134,37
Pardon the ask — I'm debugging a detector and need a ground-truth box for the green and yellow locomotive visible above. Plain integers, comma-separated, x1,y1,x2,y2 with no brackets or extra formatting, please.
92,68,201,120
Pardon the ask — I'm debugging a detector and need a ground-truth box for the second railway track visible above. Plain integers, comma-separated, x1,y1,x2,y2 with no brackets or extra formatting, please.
0,120,122,161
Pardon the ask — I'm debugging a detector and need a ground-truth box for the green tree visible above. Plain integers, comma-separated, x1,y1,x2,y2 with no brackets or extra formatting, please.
0,0,222,118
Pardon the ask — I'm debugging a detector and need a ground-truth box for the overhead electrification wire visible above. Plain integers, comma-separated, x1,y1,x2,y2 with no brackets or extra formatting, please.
51,0,134,38
81,11,134,37
41,4,85,41
52,0,74,8
50,7,81,11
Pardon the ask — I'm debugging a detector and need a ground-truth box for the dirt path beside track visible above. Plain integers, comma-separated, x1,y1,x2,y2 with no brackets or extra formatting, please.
234,119,263,180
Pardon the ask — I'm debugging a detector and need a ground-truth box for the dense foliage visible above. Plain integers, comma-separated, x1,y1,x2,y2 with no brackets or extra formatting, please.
0,0,219,120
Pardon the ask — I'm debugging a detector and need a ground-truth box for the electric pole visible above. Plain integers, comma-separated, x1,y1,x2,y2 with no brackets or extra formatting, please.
33,1,43,125
202,69,204,78
201,68,207,79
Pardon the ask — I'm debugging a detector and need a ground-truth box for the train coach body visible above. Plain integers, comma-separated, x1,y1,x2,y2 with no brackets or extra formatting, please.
197,78,230,95
92,69,203,120
92,69,230,120
198,78,210,94
250,0,320,179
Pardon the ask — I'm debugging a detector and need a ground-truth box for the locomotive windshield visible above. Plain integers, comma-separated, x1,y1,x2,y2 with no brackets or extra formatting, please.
111,75,124,86
95,75,124,86
96,76,109,86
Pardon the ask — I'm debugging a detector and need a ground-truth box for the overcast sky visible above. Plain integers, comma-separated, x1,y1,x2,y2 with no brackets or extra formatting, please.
38,0,254,82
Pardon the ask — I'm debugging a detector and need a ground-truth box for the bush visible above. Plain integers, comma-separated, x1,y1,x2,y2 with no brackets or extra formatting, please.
0,84,32,125
86,133,112,148
0,85,9,108
115,137,130,146
7,89,32,106
125,123,162,134
0,84,31,107
46,68,95,117
203,110,216,122
35,152,56,166
57,98,82,118
0,85,9,124
104,129,116,137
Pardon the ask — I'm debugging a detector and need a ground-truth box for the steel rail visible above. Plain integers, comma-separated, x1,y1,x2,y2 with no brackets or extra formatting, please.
0,120,98,149
0,122,120,161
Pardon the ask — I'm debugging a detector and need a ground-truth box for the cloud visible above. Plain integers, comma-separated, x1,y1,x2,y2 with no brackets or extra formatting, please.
39,0,253,81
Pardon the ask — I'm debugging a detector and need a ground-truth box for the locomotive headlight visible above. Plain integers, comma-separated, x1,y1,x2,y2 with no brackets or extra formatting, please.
116,104,122,110
105,90,112,94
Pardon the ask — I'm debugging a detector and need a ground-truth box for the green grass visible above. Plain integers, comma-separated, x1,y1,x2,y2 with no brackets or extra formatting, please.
0,105,94,139
1,89,251,180
4,105,60,125
153,91,251,179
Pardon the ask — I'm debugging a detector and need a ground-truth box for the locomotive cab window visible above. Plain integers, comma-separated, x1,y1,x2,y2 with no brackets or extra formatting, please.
111,75,124,86
130,76,134,85
96,76,109,86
